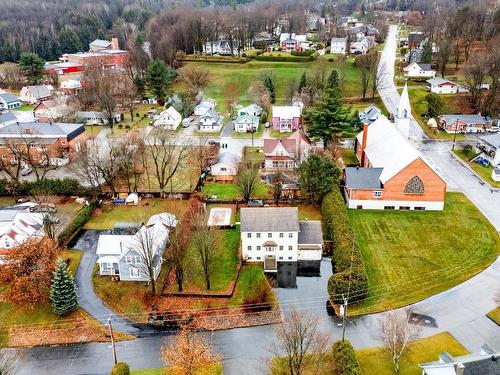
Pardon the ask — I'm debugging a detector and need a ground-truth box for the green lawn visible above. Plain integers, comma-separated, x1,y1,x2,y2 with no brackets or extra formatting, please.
15,104,35,111
176,57,362,115
131,363,222,375
487,307,500,325
243,146,264,164
349,192,500,315
358,332,468,375
452,150,500,188
229,264,277,307
201,182,272,201
269,129,295,139
297,204,322,221
84,199,188,230
341,148,358,166
179,228,240,292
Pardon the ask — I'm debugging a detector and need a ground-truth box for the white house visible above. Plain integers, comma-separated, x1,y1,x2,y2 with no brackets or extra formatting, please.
240,207,323,274
238,104,262,117
330,37,347,54
210,152,239,181
197,109,223,132
349,37,370,54
96,213,176,281
75,111,121,125
19,85,53,104
426,77,466,94
60,79,82,92
0,93,21,110
233,114,259,133
194,101,216,116
403,62,436,78
154,106,182,130
477,133,500,167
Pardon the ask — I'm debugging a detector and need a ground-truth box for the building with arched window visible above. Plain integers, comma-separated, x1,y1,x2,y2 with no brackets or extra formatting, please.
345,115,446,211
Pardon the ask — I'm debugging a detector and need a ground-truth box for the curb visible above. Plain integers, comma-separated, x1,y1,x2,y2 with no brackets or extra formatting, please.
448,150,500,191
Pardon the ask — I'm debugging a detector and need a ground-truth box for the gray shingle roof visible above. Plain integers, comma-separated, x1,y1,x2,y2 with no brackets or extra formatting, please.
0,112,17,124
26,85,51,99
240,207,299,232
345,167,383,189
442,114,491,125
417,63,432,71
298,221,323,245
480,133,500,148
0,122,84,141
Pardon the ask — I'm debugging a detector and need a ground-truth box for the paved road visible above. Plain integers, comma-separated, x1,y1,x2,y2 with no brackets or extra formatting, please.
378,25,500,231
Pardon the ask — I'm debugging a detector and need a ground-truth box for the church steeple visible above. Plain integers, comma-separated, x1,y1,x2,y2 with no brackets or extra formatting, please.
395,82,411,138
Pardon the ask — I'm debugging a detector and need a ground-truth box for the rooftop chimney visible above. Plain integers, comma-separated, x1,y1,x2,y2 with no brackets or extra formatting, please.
360,123,369,167
111,37,119,50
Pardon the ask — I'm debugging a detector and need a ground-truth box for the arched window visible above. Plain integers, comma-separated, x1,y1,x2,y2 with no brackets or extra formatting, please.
404,176,424,194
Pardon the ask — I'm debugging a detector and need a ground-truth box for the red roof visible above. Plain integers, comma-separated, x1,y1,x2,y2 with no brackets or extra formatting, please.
263,138,297,155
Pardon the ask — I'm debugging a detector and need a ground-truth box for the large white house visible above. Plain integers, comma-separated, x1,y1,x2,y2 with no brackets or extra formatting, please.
330,37,347,54
197,109,223,132
404,62,436,78
96,213,176,281
154,106,182,130
210,152,239,181
240,207,323,277
426,77,466,94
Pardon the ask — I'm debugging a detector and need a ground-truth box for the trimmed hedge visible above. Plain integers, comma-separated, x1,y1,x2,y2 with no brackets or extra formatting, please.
322,189,368,304
252,55,316,62
110,362,130,375
0,178,89,197
332,340,362,375
291,49,315,57
58,199,98,245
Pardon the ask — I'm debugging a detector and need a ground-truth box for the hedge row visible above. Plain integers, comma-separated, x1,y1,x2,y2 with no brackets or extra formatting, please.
252,55,316,62
332,340,362,375
0,178,89,197
291,49,316,56
179,56,249,64
322,189,368,304
58,199,98,245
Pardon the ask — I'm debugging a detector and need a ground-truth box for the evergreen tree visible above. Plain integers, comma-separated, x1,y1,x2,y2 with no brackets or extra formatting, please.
351,110,363,129
145,59,177,103
298,72,307,93
50,259,78,315
327,69,341,91
306,89,351,149
425,93,444,118
421,39,433,64
134,75,146,97
298,154,340,206
59,27,83,54
263,76,276,103
18,52,45,85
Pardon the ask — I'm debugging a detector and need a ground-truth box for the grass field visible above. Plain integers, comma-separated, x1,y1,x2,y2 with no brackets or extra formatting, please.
452,149,500,188
84,199,188,230
349,192,500,315
201,182,273,201
487,307,500,325
131,363,222,375
357,332,468,375
0,249,133,347
243,146,264,164
176,56,362,115
341,148,358,166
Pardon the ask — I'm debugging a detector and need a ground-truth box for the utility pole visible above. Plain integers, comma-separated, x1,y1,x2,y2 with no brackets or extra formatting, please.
452,120,458,150
108,315,117,365
341,294,348,341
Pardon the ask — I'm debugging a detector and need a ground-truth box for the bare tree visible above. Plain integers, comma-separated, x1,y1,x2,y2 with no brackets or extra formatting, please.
271,170,285,205
188,137,219,180
271,309,329,375
380,308,421,373
179,66,210,97
234,163,262,202
118,70,138,121
192,214,219,290
248,81,271,111
161,326,222,375
355,51,378,100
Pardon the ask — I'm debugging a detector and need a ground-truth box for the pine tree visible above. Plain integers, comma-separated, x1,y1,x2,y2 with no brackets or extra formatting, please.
327,69,340,91
421,39,433,64
264,76,276,103
50,259,78,315
351,110,363,129
298,72,307,93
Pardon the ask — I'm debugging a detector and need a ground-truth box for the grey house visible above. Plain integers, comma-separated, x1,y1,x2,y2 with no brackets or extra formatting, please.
96,213,176,281
0,92,21,110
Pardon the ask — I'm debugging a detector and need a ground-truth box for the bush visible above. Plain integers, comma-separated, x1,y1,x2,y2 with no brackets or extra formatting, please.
57,199,98,245
291,49,315,57
252,55,315,62
110,362,130,375
243,279,273,311
322,190,368,304
332,340,362,375
261,110,268,123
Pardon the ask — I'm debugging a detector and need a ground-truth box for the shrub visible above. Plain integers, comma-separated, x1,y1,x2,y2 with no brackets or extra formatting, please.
125,124,130,129
110,362,130,375
261,110,268,123
117,124,123,128
252,55,315,62
322,190,368,303
243,279,273,311
291,49,315,57
57,199,98,245
331,340,362,375
3,178,89,197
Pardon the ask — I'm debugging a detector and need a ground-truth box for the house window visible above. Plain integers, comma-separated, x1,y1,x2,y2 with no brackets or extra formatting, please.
1,155,6,160
125,256,132,264
288,233,293,238
247,233,251,238
247,246,252,251
288,245,292,251
106,262,113,268
414,207,426,211
256,233,261,238
134,256,141,264
279,245,283,251
256,257,261,260
268,233,272,238
279,256,283,260
404,176,424,194
384,206,395,210
357,205,363,209
129,268,140,277
220,167,227,171
279,233,284,238
288,256,292,260
399,206,410,210
256,246,261,251
373,191,382,198
247,257,252,260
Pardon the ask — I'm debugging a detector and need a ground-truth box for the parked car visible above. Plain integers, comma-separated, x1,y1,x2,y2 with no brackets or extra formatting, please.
486,126,499,133
182,117,193,128
264,122,270,128
208,139,220,146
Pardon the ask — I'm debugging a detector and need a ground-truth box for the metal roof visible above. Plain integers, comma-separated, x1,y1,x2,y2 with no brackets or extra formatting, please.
0,93,20,103
345,167,383,189
240,207,300,232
